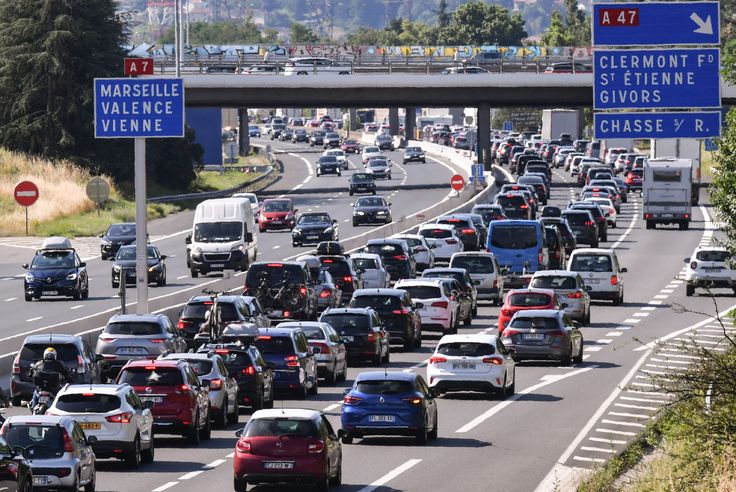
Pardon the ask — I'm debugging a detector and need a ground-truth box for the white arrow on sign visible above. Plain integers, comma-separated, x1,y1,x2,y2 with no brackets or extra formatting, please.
690,13,713,35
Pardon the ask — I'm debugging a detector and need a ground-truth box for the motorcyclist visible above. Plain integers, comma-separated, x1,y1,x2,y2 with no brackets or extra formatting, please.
28,347,72,409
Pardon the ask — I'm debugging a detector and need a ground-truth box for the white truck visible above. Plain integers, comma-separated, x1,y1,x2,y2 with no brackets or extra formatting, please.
541,109,580,141
643,158,692,230
651,138,701,205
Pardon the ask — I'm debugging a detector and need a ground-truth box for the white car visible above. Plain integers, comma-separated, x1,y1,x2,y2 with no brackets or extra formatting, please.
395,279,459,335
232,192,259,214
427,333,516,397
362,146,382,164
567,248,626,305
570,155,585,176
350,253,391,288
449,252,504,305
684,247,736,296
565,152,584,171
365,159,391,179
282,57,352,75
323,149,349,170
49,383,155,467
392,234,435,271
417,223,464,263
584,197,617,228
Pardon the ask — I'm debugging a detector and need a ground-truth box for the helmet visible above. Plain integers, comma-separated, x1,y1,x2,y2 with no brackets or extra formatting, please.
43,347,57,361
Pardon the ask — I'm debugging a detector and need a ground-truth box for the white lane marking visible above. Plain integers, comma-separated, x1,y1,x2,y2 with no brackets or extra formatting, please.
179,471,203,480
322,403,340,412
620,396,667,404
573,456,606,463
635,303,736,351
609,411,650,419
633,312,650,317
601,419,646,428
614,403,658,411
586,346,602,352
343,218,350,222
152,482,178,492
70,305,84,310
648,300,663,305
641,306,656,311
288,153,315,178
226,452,234,458
623,319,642,324
4,297,16,302
605,332,623,337
597,339,613,344
610,202,639,249
177,275,187,280
589,437,627,445
26,317,42,322
456,365,597,433
204,459,226,469
581,446,616,454
273,245,281,249
596,428,636,436
671,280,684,284
653,294,669,299
660,289,674,294
357,459,423,492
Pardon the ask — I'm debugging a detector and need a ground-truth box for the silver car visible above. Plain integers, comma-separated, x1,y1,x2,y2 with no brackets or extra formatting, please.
96,313,188,380
2,415,96,490
392,234,435,271
449,252,504,305
528,270,592,324
351,253,391,288
276,321,347,384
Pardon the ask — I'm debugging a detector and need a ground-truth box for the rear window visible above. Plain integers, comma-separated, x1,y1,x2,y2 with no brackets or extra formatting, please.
300,326,326,340
508,292,552,307
490,225,538,249
450,256,494,273
437,218,471,228
245,264,304,287
570,254,613,272
496,195,526,208
355,380,413,394
695,250,729,262
320,314,369,334
351,295,401,311
365,244,401,256
423,271,463,284
20,343,79,362
178,359,213,376
118,367,183,386
245,418,318,438
436,342,494,357
181,302,210,319
3,425,64,458
213,349,251,368
253,336,295,355
563,212,590,225
262,201,292,212
509,316,560,330
56,394,121,413
105,322,162,336
353,258,377,270
399,285,441,299
321,260,351,276
653,169,682,182
419,228,452,239
530,276,577,290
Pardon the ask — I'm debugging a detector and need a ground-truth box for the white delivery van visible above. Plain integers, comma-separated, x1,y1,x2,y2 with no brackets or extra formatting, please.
643,158,692,230
186,197,258,277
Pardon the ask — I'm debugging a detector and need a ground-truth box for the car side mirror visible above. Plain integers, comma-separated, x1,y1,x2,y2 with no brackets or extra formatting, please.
94,354,104,362
185,234,192,245
99,233,104,238
21,263,28,269
79,262,86,267
415,302,424,309
683,257,690,263
143,400,155,410
235,429,244,438
160,255,167,260
620,267,627,273
294,209,298,213
245,232,254,243
429,388,441,398
585,285,593,292
572,321,581,329
560,303,569,309
333,220,338,225
388,202,392,206
350,203,355,207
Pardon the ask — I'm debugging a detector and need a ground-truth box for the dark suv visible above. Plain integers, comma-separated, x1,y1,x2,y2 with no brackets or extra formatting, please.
436,215,481,251
253,327,318,398
349,173,376,196
364,238,416,280
561,210,599,247
11,334,102,406
320,307,389,366
349,289,422,350
244,262,317,320
570,202,608,242
22,238,89,301
494,192,532,220
403,146,426,164
319,256,363,304
100,222,136,260
177,295,268,348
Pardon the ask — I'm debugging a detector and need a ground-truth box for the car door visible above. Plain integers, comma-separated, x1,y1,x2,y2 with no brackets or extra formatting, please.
496,338,515,385
185,366,208,425
0,436,22,490
71,422,95,482
217,357,238,412
320,416,341,471
250,347,273,396
372,312,388,356
327,327,347,369
75,252,88,288
127,389,154,444
415,376,437,428
295,331,316,384
165,318,186,353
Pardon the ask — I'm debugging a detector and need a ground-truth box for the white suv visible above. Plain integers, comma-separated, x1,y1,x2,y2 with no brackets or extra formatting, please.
49,383,155,467
417,223,464,263
567,248,626,305
395,279,459,334
684,247,736,296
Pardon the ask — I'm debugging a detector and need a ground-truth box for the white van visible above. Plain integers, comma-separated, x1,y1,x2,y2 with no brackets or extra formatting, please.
186,197,258,278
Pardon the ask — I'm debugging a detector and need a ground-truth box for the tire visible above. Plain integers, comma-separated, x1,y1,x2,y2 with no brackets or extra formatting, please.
680,221,689,231
112,279,118,289
584,308,590,325
263,385,274,409
315,470,330,492
382,349,390,365
329,457,343,486
200,411,212,440
125,436,141,469
325,364,337,385
186,417,200,445
428,417,438,440
464,312,472,326
82,286,89,299
686,284,695,296
601,233,608,242
11,395,22,407
573,343,583,364
251,389,264,410
646,220,654,230
308,375,319,395
403,336,414,352
296,380,309,400
591,240,599,248
349,191,353,196
560,345,572,366
24,293,32,302
415,425,428,445
352,220,358,227
227,398,240,425
472,305,478,317
141,435,155,464
215,401,228,429
507,371,516,396
341,433,354,444
371,353,381,367
233,476,248,492
337,361,347,382
497,376,508,400
73,289,82,301
613,292,623,306
191,268,199,278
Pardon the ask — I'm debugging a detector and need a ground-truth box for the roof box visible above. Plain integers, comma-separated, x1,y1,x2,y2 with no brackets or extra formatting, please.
41,237,73,250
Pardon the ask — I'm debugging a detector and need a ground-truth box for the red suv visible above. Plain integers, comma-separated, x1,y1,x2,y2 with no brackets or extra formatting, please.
233,408,342,491
497,288,560,333
117,359,211,444
258,199,297,233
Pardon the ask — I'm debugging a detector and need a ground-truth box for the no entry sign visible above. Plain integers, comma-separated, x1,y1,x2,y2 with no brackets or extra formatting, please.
450,174,465,191
14,181,39,206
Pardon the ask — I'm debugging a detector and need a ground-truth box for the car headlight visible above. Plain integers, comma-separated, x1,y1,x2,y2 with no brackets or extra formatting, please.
324,227,333,234
376,211,386,215
292,229,302,236
100,239,111,245
231,244,245,252
356,211,365,216
24,273,34,282
66,273,78,281
148,263,162,272
192,246,202,254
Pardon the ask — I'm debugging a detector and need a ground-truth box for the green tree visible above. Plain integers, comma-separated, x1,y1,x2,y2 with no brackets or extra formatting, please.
436,0,450,28
439,1,527,46
289,22,320,43
540,11,573,46
711,58,736,255
541,0,590,47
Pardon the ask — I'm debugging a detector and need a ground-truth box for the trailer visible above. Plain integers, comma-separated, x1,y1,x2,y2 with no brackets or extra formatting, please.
643,158,692,230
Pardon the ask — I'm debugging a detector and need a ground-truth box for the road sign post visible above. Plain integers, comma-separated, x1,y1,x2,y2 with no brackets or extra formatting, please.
450,174,465,194
14,181,39,236
86,176,111,215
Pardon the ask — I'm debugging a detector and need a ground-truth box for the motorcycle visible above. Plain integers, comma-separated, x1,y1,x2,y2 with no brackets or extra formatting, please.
28,372,61,415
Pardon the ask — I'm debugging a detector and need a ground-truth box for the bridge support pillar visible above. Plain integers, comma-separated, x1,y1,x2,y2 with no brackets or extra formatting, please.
388,107,399,136
348,108,358,133
238,108,250,156
404,107,416,140
477,103,492,170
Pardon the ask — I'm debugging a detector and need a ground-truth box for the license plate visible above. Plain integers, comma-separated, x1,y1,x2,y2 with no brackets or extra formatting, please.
45,290,58,295
264,461,294,470
369,415,396,422
78,422,101,430
117,347,147,355
341,336,354,342
583,279,600,284
704,267,722,272
33,477,49,486
38,395,51,404
306,236,318,240
271,220,283,224
661,213,673,218
523,334,545,340
140,396,163,404
452,362,476,369
210,263,225,268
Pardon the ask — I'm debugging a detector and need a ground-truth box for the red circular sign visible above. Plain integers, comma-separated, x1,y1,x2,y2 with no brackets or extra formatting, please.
14,181,39,207
450,174,465,191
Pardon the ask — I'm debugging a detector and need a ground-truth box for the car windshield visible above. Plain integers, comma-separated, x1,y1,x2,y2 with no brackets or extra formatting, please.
563,212,590,225
509,316,559,330
419,228,452,239
106,224,135,236
56,393,121,413
495,195,526,208
531,276,577,290
369,160,388,168
319,156,337,163
253,336,294,355
262,201,291,212
105,322,162,336
193,222,242,242
357,198,386,207
364,147,379,153
321,259,351,276
321,314,369,333
3,425,64,459
245,264,304,287
436,342,494,357
355,379,413,394
245,418,318,438
352,258,377,270
570,254,613,272
451,256,494,273
20,343,79,362
508,292,552,307
695,250,729,262
352,174,373,183
181,302,210,319
298,215,330,225
490,225,538,249
365,243,401,256
118,367,183,386
299,326,326,340
399,285,441,299
116,246,158,260
31,251,75,269
406,147,422,152
177,359,213,375
351,295,401,311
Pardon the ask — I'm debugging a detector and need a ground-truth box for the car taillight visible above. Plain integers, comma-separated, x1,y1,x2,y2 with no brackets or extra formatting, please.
299,286,307,296
209,378,223,390
241,366,256,375
12,353,20,374
520,205,528,209
392,255,407,261
106,411,133,424
538,249,544,265
178,384,191,393
392,309,410,315
690,261,698,269
342,276,353,284
285,355,299,367
500,308,512,317
367,332,377,342
99,336,116,342
431,301,448,309
567,292,583,299
215,348,230,355
62,429,75,452
318,287,333,299
446,239,458,245
502,329,520,337
177,320,192,330
461,228,475,235
429,356,446,364
308,440,325,453
402,396,423,405
312,342,331,354
611,275,618,286
343,395,363,405
584,220,594,226
482,357,504,365
149,339,165,343
236,439,251,453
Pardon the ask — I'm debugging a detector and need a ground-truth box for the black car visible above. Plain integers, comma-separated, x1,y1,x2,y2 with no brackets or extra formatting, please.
518,175,548,205
422,267,478,316
364,239,416,281
22,237,89,301
292,212,339,246
541,217,578,256
319,256,363,304
0,436,33,492
316,241,346,257
471,204,507,225
178,294,263,348
561,210,599,248
403,146,426,164
570,202,608,242
544,226,566,270
292,128,309,143
243,262,318,320
320,307,390,366
323,132,341,148
541,205,563,218
436,215,480,251
316,155,342,177
100,222,136,260
278,128,294,141
349,173,376,196
374,133,393,150
111,244,167,288
309,130,325,147
352,196,392,225
349,289,422,350
494,192,532,220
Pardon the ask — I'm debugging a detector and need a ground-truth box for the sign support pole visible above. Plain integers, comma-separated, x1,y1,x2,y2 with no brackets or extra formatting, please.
134,138,149,314
25,207,28,236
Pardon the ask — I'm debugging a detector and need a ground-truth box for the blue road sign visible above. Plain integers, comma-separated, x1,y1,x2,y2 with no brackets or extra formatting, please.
594,111,721,139
593,2,720,47
503,120,513,131
94,78,184,138
593,48,720,110
705,138,718,151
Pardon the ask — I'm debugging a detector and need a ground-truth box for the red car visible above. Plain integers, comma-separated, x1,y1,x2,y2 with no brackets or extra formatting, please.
497,288,560,334
117,358,211,444
258,198,297,232
625,169,643,191
233,408,342,491
340,139,361,153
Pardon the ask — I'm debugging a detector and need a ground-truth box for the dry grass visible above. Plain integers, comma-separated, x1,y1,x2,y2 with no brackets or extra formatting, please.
0,149,99,235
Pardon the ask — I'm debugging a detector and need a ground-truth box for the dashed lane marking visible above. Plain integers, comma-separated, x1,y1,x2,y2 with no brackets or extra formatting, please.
356,459,423,492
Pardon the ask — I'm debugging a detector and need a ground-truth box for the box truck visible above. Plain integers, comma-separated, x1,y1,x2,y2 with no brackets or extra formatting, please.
541,109,580,141
643,158,692,230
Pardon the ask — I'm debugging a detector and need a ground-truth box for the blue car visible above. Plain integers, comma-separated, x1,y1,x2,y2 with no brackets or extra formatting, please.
252,327,318,398
22,237,89,301
486,220,549,287
248,125,261,137
340,371,438,444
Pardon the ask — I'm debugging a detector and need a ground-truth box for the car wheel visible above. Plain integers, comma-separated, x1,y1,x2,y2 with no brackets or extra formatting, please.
82,285,89,299
141,435,155,464
326,364,337,385
227,398,240,424
190,268,198,278
584,309,591,325
263,385,274,409
507,370,516,395
341,432,354,444
382,349,390,365
73,288,82,301
415,425,428,445
602,233,608,242
24,293,32,302
352,220,359,227
464,311,472,326
338,361,348,382
560,345,572,366
329,456,343,486
388,173,392,179
349,191,353,196
372,190,376,195
215,400,228,429
591,240,599,248
200,410,212,440
686,284,695,297
613,292,623,306
125,435,141,469
186,415,200,445
309,375,319,395
11,395,22,407
233,476,248,492
428,416,438,440
403,336,414,352
573,343,584,364
472,304,478,317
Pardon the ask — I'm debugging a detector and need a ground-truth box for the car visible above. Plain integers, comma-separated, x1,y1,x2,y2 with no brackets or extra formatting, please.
320,307,389,366
315,241,346,257
316,155,342,177
348,172,376,196
365,158,391,179
592,178,628,203
460,213,489,245
403,146,426,164
10,334,102,407
258,198,297,232
352,196,392,226
350,253,391,289
529,270,592,323
436,215,481,251
292,128,309,142
449,252,504,305
340,371,438,444
307,266,343,312
497,288,561,333
100,222,136,260
569,202,609,242
471,204,507,225
486,220,549,283
277,321,347,384
292,213,339,247
233,409,343,491
417,223,464,263
544,225,567,270
283,56,352,75
364,238,416,281
394,279,459,335
518,175,548,205
544,61,592,73
494,192,533,220
427,334,516,397
561,209,599,248
341,139,361,153
22,237,89,301
319,256,363,303
441,65,490,74
290,117,305,126
196,343,274,410
248,125,261,137
160,352,239,428
49,383,155,466
253,327,318,398
323,149,349,169
391,234,435,271
243,261,318,320
585,197,617,228
349,289,422,350
683,247,736,296
421,267,478,317
323,132,341,149
361,145,382,163
1,415,96,490
278,128,294,141
374,133,393,150
625,168,644,191
0,435,33,491
542,218,578,257
309,130,326,147
116,358,211,444
111,244,166,288
500,309,584,364
232,192,260,214
567,248,626,305
269,123,286,140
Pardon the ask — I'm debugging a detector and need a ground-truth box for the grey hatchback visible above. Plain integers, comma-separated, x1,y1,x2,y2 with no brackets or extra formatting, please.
500,309,583,365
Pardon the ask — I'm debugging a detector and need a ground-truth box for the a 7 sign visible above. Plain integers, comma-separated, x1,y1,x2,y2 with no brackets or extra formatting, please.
124,58,154,76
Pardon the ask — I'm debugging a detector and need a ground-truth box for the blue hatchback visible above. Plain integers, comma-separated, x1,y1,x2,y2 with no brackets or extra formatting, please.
340,371,438,445
252,327,318,398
